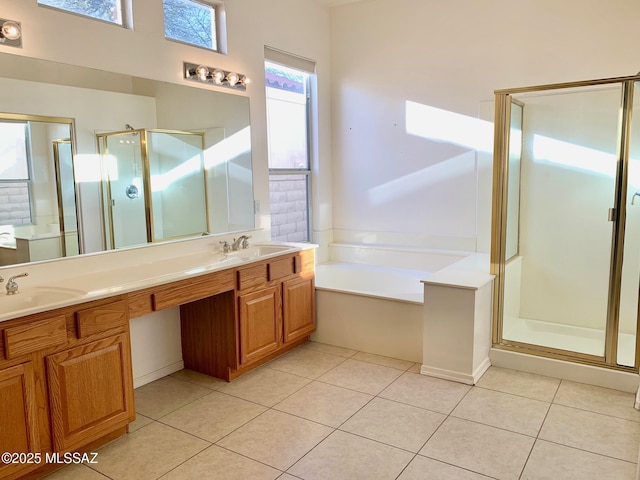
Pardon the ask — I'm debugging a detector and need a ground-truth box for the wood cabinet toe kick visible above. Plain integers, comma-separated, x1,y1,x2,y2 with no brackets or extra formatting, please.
0,247,315,479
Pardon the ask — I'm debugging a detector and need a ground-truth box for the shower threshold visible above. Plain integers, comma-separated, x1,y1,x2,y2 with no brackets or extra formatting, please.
502,316,635,367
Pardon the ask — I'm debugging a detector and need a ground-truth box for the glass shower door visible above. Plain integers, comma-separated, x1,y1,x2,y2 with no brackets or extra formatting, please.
103,131,148,249
501,84,624,361
618,81,640,366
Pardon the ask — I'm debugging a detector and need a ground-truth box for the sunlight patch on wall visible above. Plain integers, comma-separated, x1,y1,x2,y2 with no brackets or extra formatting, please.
203,126,251,169
405,101,493,152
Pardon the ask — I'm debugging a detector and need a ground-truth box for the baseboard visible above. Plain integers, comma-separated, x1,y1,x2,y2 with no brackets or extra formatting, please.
472,357,492,383
420,365,476,385
133,361,185,389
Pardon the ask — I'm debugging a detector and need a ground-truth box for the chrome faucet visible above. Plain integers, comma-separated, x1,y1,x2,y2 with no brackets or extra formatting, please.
232,235,251,251
6,273,28,295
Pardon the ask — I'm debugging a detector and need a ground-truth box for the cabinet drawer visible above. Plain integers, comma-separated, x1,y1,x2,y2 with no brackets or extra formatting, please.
237,263,268,291
153,269,234,310
76,299,127,338
4,315,67,359
268,256,296,281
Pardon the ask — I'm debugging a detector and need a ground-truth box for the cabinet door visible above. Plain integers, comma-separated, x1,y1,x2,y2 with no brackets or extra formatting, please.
47,333,134,452
0,362,40,479
283,277,315,343
238,287,280,365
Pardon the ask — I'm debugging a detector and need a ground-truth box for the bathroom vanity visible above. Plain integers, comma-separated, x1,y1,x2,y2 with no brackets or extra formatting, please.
0,244,315,480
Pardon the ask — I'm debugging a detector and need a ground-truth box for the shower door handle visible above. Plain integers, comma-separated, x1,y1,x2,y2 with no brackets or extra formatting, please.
608,208,616,222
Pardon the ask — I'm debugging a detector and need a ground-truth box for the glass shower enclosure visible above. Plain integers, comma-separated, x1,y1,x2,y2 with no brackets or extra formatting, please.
491,75,640,372
97,129,208,250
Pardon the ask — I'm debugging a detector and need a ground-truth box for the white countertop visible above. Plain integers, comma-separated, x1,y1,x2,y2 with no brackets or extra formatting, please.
0,240,314,323
421,253,495,290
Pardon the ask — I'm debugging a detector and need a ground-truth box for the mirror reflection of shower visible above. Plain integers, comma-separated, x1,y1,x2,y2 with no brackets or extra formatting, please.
97,128,208,250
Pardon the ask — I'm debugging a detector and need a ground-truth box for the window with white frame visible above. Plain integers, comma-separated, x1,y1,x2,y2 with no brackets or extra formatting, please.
37,0,124,26
163,0,219,51
265,51,315,242
0,122,32,225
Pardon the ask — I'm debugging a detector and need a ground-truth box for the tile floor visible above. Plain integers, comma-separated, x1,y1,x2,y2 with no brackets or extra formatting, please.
43,341,640,480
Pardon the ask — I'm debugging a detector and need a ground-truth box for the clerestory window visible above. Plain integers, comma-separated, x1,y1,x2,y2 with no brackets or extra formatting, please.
163,0,222,51
37,0,124,26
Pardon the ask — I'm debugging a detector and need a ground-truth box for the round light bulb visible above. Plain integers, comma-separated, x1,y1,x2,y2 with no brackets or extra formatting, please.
1,21,21,41
226,72,239,87
195,65,209,81
240,76,251,87
212,69,225,85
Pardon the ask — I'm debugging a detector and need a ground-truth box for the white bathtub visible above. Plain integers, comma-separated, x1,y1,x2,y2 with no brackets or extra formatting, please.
313,246,468,363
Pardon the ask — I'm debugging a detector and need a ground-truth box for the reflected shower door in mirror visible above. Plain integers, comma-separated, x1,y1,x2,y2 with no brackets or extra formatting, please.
0,52,255,266
0,113,80,266
98,129,208,249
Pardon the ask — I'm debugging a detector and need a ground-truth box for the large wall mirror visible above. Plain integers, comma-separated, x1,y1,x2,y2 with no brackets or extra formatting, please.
0,53,254,267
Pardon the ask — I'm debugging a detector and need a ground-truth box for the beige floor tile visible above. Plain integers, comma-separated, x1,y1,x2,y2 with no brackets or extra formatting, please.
475,367,560,402
42,464,110,480
217,367,311,407
398,456,494,479
288,430,413,480
317,359,403,395
452,387,549,436
266,347,346,379
134,376,213,419
539,404,640,462
161,391,266,442
352,351,415,371
92,422,209,480
521,440,637,480
420,417,534,480
216,409,332,470
273,381,372,427
340,397,445,452
379,372,470,415
127,413,153,433
158,445,280,480
554,380,640,422
277,475,301,480
170,369,227,390
303,341,358,358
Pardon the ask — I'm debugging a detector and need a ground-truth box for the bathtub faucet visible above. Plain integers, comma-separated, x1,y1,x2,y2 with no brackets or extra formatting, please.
232,235,251,251
632,192,640,205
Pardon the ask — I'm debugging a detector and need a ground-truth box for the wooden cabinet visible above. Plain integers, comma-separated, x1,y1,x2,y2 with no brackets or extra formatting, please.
283,277,315,344
179,248,316,381
238,286,280,365
0,362,40,480
233,249,315,374
47,333,134,452
0,297,133,480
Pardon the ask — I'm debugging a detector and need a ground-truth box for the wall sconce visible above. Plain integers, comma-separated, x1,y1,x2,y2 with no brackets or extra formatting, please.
184,62,250,91
0,18,22,48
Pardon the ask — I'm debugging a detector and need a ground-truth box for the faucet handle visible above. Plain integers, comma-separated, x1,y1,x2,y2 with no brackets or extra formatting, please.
241,236,251,249
219,240,231,254
6,272,28,295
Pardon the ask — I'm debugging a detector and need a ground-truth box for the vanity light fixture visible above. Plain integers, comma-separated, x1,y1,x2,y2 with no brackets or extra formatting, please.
184,62,249,91
0,18,22,48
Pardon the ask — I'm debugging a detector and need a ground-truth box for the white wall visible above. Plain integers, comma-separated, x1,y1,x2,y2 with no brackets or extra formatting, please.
329,0,640,252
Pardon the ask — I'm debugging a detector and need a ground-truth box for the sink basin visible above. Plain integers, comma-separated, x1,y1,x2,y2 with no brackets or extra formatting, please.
2,286,87,311
226,244,296,260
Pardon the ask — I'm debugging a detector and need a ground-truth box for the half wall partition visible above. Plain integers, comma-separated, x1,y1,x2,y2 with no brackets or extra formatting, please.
492,75,640,372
